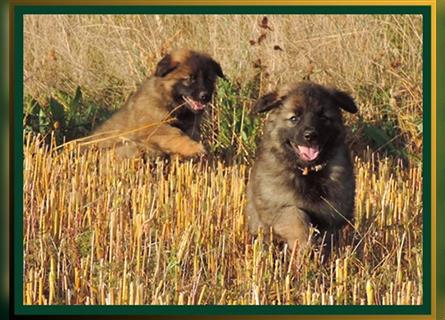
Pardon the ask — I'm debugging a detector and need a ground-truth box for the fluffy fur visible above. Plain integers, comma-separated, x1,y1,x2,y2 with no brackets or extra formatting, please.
247,81,358,252
86,49,224,158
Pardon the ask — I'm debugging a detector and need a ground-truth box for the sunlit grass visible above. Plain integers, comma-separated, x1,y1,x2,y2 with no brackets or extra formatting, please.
23,133,422,305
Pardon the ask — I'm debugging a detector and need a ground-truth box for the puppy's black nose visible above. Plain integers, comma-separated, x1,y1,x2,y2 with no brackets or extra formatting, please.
199,91,210,103
304,129,318,142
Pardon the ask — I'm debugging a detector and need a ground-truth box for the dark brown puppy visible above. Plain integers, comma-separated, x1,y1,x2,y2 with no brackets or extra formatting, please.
87,49,224,158
246,81,358,252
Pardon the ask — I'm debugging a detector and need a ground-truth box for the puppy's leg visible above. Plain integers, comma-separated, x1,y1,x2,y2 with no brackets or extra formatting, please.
149,125,205,158
184,114,202,142
316,228,342,261
272,207,310,252
114,142,140,159
247,202,265,236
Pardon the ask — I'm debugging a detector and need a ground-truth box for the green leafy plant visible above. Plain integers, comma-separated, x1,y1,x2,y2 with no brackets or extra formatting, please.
24,87,112,145
203,76,264,163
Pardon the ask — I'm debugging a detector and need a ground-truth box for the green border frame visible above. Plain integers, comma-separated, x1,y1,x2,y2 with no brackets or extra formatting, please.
12,5,432,316
437,1,444,319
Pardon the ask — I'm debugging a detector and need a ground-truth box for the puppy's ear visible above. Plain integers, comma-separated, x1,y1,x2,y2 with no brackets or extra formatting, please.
211,59,225,79
330,89,358,114
155,54,180,77
251,91,284,114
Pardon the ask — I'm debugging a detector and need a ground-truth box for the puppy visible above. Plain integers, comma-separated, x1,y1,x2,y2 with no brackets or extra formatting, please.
246,81,358,252
86,49,224,158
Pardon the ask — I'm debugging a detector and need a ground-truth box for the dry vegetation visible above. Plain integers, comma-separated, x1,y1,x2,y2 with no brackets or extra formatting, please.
23,14,423,305
23,134,423,305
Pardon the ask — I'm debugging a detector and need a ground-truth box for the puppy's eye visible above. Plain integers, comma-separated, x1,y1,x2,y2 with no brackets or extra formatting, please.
289,115,300,123
185,75,196,82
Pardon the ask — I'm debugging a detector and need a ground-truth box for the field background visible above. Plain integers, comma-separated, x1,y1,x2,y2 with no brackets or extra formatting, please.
23,15,423,305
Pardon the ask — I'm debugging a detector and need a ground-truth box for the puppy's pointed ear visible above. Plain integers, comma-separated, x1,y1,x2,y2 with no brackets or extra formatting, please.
211,59,225,79
251,91,285,114
330,88,358,114
155,54,180,77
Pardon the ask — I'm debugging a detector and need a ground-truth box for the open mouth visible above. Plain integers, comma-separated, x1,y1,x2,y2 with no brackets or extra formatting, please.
289,141,320,162
182,96,207,111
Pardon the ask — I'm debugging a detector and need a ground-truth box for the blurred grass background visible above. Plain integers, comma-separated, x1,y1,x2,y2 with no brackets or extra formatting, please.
23,14,423,163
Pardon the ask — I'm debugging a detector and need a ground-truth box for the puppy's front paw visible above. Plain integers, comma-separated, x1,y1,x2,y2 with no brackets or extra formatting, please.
180,141,206,158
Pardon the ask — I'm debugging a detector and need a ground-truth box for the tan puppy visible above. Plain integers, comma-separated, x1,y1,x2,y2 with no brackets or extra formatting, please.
86,49,224,158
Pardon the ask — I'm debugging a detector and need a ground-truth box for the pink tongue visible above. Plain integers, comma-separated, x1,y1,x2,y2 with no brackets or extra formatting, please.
297,145,320,161
191,100,205,110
